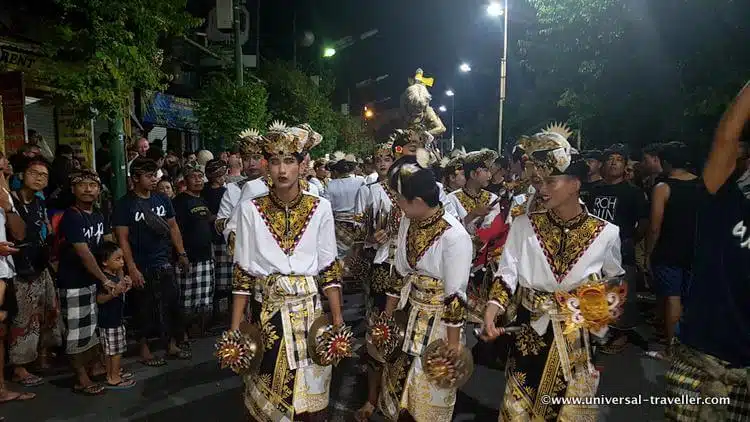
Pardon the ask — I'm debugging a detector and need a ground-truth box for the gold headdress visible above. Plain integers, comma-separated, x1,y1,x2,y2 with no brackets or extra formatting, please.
237,128,263,156
462,148,498,168
413,68,435,87
373,141,394,158
260,120,322,156
394,148,431,194
544,122,574,141
520,130,576,177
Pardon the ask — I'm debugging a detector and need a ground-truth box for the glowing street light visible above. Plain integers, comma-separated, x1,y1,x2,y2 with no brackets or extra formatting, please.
364,107,375,119
487,2,504,17
438,105,447,113
459,63,471,73
323,47,336,58
445,90,454,97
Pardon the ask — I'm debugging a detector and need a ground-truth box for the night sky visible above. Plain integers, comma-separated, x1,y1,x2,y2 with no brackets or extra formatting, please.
258,0,513,143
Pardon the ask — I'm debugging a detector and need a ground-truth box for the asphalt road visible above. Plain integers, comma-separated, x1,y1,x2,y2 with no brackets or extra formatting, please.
2,288,668,422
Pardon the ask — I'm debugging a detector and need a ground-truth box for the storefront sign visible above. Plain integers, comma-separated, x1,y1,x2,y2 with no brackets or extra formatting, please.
0,72,26,153
56,107,94,169
0,45,39,70
141,91,198,131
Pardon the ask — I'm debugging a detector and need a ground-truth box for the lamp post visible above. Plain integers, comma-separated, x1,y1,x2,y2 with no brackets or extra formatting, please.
445,90,455,151
488,0,508,154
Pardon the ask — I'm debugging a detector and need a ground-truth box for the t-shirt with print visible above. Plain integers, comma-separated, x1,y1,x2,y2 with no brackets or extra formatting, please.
57,207,109,289
112,192,174,271
585,181,648,265
679,171,750,367
201,185,226,244
11,193,49,276
97,273,125,329
173,192,213,262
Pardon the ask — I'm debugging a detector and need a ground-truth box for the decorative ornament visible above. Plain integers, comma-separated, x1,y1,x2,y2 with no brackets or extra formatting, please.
307,315,355,366
366,310,407,363
215,322,263,375
268,120,288,132
543,122,574,140
422,339,474,389
416,148,431,168
239,128,261,139
554,276,628,337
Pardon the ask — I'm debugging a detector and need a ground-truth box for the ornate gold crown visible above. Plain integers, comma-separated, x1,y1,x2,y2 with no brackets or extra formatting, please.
260,121,322,156
237,127,264,155
544,122,574,140
374,141,394,157
463,148,498,167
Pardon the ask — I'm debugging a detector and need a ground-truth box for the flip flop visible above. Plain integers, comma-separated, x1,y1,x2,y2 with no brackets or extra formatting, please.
120,371,134,381
73,384,106,396
0,391,36,403
106,379,136,390
138,357,167,367
12,374,44,387
166,349,191,360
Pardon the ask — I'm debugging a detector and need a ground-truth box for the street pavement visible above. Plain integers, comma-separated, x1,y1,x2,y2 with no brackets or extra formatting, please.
3,287,669,421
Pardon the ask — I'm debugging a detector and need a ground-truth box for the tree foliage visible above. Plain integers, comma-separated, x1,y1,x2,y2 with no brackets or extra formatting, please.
509,0,750,151
260,60,373,157
6,0,201,120
196,74,268,152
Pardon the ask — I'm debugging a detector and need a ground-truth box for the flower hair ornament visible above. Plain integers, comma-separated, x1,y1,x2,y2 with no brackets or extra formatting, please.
261,120,323,156
395,148,431,194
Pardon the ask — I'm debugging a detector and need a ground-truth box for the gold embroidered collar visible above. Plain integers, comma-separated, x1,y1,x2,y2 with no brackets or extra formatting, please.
529,210,605,282
254,192,320,255
456,189,491,213
406,207,450,268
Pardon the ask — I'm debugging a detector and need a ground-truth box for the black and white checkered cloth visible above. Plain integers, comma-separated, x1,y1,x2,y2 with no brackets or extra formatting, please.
213,243,232,293
58,285,99,355
177,260,214,314
99,325,127,356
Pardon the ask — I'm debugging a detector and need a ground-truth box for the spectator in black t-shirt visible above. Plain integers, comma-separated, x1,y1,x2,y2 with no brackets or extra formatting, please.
201,159,231,321
57,169,114,395
173,166,215,339
95,241,135,390
113,158,190,366
665,82,750,420
7,157,56,387
585,144,649,354
645,142,700,360
580,150,604,205
642,143,665,196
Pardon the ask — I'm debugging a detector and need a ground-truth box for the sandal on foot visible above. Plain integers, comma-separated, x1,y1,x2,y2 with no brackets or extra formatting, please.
12,374,44,387
354,402,376,422
138,357,166,367
166,349,191,360
73,384,106,396
0,391,36,403
644,350,670,361
120,371,134,380
106,379,136,390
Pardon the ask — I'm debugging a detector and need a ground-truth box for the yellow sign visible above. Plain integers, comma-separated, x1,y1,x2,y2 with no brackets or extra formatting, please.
0,44,39,71
56,107,94,169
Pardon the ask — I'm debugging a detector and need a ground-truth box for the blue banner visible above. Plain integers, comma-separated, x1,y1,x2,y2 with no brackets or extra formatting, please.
141,91,198,131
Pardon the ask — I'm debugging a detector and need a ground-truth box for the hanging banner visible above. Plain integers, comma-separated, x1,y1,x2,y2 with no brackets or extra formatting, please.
141,91,198,131
56,107,95,169
0,72,25,153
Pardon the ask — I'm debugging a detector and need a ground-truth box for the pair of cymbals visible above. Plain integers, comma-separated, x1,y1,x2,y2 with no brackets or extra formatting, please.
366,310,407,363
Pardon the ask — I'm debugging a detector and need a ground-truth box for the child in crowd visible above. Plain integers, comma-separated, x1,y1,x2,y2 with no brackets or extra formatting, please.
95,241,135,390
157,179,175,200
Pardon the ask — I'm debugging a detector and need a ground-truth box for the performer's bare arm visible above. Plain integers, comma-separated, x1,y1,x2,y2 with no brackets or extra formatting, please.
231,294,249,330
325,287,344,327
705,81,750,194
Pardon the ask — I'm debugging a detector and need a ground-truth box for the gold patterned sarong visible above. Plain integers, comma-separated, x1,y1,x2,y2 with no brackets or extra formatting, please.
379,274,459,422
243,274,332,421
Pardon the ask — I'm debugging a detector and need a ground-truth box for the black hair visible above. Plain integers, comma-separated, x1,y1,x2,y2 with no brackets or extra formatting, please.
387,156,440,208
494,156,510,170
96,241,121,267
659,142,690,169
18,155,50,174
146,147,165,161
566,157,590,181
129,157,158,177
463,162,488,178
57,145,74,157
642,143,663,158
603,143,630,161
183,150,195,159
330,159,356,174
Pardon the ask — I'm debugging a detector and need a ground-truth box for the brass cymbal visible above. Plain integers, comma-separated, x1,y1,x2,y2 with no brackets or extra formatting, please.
366,309,407,363
422,339,474,390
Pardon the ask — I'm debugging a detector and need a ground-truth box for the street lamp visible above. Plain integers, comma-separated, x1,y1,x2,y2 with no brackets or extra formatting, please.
445,89,454,97
444,91,456,150
323,47,336,58
459,63,471,73
487,2,504,17
488,0,509,154
438,105,447,113
364,106,375,119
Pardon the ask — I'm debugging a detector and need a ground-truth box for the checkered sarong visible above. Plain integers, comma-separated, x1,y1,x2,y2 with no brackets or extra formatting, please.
666,345,750,421
213,242,232,292
177,260,214,314
58,285,99,355
99,325,127,356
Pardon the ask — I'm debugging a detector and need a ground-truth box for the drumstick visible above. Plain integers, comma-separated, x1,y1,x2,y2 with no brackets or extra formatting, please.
473,326,522,338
